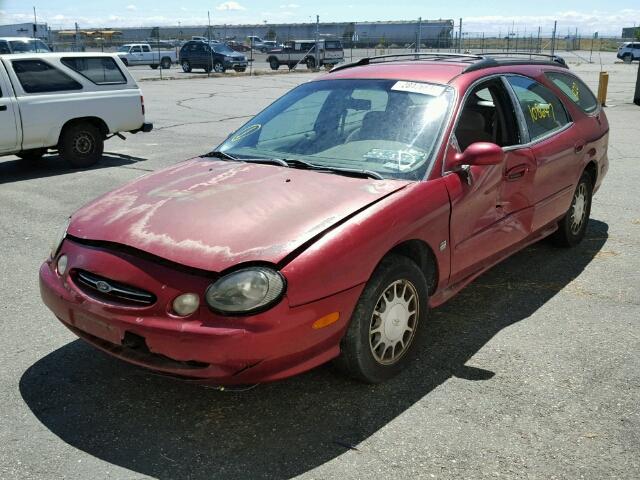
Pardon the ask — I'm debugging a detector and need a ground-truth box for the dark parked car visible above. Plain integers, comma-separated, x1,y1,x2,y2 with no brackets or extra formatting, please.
179,41,248,73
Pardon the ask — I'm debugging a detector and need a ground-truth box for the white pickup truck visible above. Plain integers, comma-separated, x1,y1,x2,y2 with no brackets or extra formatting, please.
0,53,153,167
116,43,177,69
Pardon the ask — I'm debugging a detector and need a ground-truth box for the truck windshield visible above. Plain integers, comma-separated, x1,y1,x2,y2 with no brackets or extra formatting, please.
217,79,454,181
117,46,130,52
10,40,50,53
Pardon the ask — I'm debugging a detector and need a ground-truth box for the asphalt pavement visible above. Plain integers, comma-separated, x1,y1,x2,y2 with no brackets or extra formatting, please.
0,53,638,479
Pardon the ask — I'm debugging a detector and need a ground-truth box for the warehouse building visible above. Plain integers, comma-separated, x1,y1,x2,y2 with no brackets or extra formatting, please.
0,22,49,40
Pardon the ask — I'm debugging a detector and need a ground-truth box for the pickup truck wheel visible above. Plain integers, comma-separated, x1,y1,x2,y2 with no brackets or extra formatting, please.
213,61,225,73
121,58,129,66
182,60,192,73
269,58,279,70
551,171,593,247
17,148,46,161
59,123,104,168
306,57,316,69
161,57,171,69
234,67,246,72
150,64,159,70
334,254,429,383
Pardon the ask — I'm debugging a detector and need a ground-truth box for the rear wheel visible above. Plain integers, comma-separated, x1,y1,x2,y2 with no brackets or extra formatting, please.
306,57,316,70
59,123,104,168
334,254,429,383
181,60,192,73
234,67,246,72
269,58,279,70
623,53,632,63
17,148,46,161
551,171,593,247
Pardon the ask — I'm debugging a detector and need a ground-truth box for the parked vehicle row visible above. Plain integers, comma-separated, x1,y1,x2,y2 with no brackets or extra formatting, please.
0,52,152,167
38,52,609,386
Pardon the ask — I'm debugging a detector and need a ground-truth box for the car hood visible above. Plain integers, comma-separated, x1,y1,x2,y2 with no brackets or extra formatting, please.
69,158,409,272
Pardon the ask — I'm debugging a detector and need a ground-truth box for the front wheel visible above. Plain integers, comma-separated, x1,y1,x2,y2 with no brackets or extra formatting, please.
150,64,158,70
161,57,171,69
234,67,246,72
181,60,192,73
306,57,316,70
213,61,225,73
59,123,104,168
623,53,632,63
334,254,429,383
551,171,593,247
269,58,279,70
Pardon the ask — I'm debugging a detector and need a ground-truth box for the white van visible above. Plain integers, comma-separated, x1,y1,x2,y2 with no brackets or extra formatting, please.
0,52,152,168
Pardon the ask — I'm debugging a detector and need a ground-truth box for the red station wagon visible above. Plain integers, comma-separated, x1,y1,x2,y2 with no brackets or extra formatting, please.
40,53,609,384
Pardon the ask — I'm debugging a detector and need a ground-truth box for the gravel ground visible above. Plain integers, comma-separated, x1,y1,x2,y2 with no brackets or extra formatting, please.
0,52,638,480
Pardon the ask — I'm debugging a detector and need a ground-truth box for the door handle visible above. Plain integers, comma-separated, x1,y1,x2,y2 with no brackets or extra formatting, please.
505,164,529,181
0,105,7,111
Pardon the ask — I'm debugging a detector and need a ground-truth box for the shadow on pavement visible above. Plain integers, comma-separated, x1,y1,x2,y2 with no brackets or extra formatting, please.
0,152,148,184
20,220,608,480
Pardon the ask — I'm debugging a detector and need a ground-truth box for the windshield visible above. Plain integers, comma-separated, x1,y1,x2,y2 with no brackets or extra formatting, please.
10,40,50,53
212,43,235,55
217,79,454,180
117,46,131,52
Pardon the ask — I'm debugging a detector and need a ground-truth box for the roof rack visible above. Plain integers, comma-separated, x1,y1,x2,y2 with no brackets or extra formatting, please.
330,51,568,74
330,52,483,73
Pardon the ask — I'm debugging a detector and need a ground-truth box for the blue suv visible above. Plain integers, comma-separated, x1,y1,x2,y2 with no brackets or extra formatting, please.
179,41,248,73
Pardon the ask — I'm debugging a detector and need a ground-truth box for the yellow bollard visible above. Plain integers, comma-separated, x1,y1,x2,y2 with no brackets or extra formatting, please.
597,71,609,107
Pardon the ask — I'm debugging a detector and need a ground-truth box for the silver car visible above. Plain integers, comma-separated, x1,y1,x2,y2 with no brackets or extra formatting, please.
617,42,640,63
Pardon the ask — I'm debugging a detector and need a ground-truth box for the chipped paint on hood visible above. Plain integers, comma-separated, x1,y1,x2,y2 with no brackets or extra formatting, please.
69,158,410,272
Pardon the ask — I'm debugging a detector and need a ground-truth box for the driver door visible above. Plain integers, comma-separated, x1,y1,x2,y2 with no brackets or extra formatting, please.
445,77,537,285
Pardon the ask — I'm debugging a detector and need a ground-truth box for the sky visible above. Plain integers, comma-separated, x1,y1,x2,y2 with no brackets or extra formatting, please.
0,0,639,35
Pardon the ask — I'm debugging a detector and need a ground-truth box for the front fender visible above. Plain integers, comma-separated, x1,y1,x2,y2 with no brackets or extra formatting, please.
282,178,452,307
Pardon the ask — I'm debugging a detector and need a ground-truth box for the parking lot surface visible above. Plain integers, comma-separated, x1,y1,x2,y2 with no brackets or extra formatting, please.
0,56,638,479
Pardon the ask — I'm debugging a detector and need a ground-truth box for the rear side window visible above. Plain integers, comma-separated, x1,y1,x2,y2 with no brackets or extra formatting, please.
0,41,10,54
61,57,126,85
506,75,570,142
545,72,598,114
12,59,82,94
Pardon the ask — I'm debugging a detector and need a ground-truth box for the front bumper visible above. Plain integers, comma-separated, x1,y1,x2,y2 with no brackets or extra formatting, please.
39,239,362,384
224,60,248,69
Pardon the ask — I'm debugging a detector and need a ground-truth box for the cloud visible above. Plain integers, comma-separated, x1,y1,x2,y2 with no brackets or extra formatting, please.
279,3,300,8
125,5,137,11
215,2,246,11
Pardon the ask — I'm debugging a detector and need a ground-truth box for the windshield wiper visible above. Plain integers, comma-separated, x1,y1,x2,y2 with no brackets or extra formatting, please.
204,151,287,167
204,150,238,161
283,158,384,180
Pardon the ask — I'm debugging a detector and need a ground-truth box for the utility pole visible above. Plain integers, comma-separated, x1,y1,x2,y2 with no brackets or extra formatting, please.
458,18,462,53
634,61,640,106
315,15,319,71
551,20,557,56
74,22,79,52
33,6,38,51
416,17,422,53
537,26,541,53
207,11,213,77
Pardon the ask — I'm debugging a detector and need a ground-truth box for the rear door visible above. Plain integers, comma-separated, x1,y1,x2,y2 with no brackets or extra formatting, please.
0,61,20,153
504,75,576,231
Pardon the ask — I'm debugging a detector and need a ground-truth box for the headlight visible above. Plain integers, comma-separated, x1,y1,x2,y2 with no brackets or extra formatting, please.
205,267,285,314
51,217,70,258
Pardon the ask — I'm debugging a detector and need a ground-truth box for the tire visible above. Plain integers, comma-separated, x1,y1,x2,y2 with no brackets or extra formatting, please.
121,58,129,66
306,57,316,70
234,67,246,72
334,254,429,383
58,123,104,168
161,57,171,69
17,148,46,161
181,60,192,73
623,53,632,63
150,64,158,70
269,58,279,70
551,170,593,247
204,64,212,73
213,61,225,73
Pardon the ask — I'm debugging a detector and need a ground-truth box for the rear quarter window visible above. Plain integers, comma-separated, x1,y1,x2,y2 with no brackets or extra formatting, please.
12,59,82,94
61,57,127,85
545,71,598,114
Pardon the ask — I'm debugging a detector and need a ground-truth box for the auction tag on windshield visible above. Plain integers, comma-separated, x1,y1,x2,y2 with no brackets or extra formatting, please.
391,81,445,97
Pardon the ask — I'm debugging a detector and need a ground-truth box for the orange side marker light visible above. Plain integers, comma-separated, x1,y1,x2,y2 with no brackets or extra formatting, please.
312,312,340,329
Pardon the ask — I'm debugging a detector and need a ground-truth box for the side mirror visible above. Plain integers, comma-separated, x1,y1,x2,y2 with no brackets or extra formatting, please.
454,142,504,167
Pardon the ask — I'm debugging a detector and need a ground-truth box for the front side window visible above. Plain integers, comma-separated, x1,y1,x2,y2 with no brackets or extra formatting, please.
61,57,126,85
218,79,454,180
12,59,82,94
545,71,598,114
131,46,142,53
8,39,50,53
506,75,570,142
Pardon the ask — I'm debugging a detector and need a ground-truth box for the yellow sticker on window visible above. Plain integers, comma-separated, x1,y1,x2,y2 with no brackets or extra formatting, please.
571,81,580,101
231,124,261,142
528,103,556,122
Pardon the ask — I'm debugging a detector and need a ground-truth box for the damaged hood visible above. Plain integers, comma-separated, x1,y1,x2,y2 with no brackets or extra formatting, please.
69,158,409,272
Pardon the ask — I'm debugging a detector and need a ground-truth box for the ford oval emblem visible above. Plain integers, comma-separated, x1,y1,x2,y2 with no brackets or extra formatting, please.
96,280,112,293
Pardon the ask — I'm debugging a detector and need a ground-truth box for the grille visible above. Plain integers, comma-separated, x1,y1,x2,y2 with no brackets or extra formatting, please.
73,270,156,306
